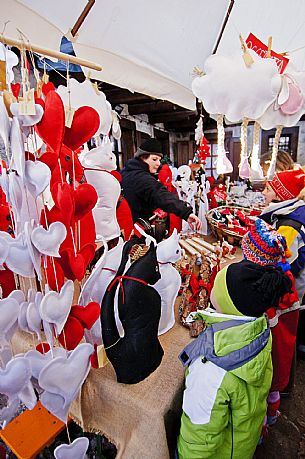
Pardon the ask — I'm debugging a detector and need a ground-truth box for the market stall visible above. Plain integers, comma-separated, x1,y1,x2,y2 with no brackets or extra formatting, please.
1,1,305,458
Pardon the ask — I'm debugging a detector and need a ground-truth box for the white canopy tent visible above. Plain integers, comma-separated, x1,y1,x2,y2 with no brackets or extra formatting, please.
2,0,305,110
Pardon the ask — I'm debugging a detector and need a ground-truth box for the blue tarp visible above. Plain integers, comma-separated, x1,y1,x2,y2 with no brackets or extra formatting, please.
36,36,83,73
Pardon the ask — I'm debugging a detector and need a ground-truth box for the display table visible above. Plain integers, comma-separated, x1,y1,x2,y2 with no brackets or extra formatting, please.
12,317,190,459
11,247,243,459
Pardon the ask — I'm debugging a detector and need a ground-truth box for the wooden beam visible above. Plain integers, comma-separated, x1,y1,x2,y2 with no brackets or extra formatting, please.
128,101,180,115
148,110,196,124
164,117,197,132
104,89,152,105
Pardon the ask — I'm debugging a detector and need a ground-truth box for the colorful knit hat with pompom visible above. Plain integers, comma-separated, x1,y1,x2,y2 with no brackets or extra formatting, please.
241,218,291,271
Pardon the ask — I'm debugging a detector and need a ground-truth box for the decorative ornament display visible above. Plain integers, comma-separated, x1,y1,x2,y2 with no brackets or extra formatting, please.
216,115,233,175
192,49,281,123
239,118,251,179
250,121,264,181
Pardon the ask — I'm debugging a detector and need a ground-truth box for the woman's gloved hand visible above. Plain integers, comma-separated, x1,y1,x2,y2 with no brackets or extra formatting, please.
187,213,202,232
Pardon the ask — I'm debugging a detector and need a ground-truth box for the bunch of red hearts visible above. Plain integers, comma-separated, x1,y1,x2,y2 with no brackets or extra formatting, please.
34,89,100,290
57,301,100,351
41,181,97,289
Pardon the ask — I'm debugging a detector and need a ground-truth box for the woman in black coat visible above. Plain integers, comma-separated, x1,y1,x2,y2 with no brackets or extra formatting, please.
121,138,202,232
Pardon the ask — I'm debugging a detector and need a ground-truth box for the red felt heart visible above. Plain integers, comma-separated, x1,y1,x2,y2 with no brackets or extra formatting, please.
51,182,74,227
35,96,45,109
69,302,100,329
36,342,51,354
63,106,100,151
59,248,86,281
58,316,84,350
42,82,55,96
11,83,20,98
74,183,98,221
38,151,58,172
59,242,96,281
35,91,65,155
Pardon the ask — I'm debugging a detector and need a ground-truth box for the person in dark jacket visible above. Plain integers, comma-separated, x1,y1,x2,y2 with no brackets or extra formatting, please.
121,138,202,232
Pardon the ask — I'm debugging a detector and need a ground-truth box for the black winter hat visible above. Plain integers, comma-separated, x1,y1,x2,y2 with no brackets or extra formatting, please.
134,138,163,158
213,259,292,317
228,260,292,316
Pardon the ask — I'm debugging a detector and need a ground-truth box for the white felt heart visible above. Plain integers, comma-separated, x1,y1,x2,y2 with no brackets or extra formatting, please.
0,342,14,368
5,233,35,278
18,301,31,333
27,300,42,340
24,221,42,280
25,131,44,153
9,289,25,304
40,391,66,421
25,347,67,380
39,280,74,335
5,289,24,341
24,160,51,198
0,96,10,157
54,437,89,459
42,320,55,349
0,297,19,338
0,356,32,398
18,379,37,410
10,103,44,127
39,343,93,422
0,398,19,426
8,172,23,219
11,117,25,178
31,222,67,257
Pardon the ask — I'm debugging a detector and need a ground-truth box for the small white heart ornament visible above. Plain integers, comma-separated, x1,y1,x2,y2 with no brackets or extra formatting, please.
39,280,74,335
54,437,89,459
24,160,51,198
31,222,67,257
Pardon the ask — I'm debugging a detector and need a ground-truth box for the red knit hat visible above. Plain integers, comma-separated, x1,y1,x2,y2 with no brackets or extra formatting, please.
269,169,305,201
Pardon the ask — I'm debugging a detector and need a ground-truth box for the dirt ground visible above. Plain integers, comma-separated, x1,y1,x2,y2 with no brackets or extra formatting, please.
255,358,305,459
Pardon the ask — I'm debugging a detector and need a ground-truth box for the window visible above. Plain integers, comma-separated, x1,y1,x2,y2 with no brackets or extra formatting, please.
268,135,291,152
205,143,218,178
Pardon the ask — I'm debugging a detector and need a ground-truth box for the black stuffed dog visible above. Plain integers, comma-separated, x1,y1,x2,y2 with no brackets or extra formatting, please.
101,241,163,384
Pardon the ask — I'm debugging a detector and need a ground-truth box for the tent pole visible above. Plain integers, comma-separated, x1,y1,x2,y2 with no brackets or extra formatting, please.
212,0,235,54
71,0,95,37
0,34,102,71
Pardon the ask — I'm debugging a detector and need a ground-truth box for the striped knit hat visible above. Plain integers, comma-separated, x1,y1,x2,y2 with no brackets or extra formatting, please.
241,218,290,268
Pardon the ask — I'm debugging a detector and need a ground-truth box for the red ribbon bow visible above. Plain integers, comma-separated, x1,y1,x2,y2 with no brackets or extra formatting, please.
107,275,148,304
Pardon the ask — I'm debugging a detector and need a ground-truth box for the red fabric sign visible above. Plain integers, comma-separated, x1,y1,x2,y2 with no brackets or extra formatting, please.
246,33,289,74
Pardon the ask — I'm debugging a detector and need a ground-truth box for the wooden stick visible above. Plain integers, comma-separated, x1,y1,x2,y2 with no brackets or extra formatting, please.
192,237,218,253
179,239,199,257
0,34,102,71
185,238,210,254
267,36,273,58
